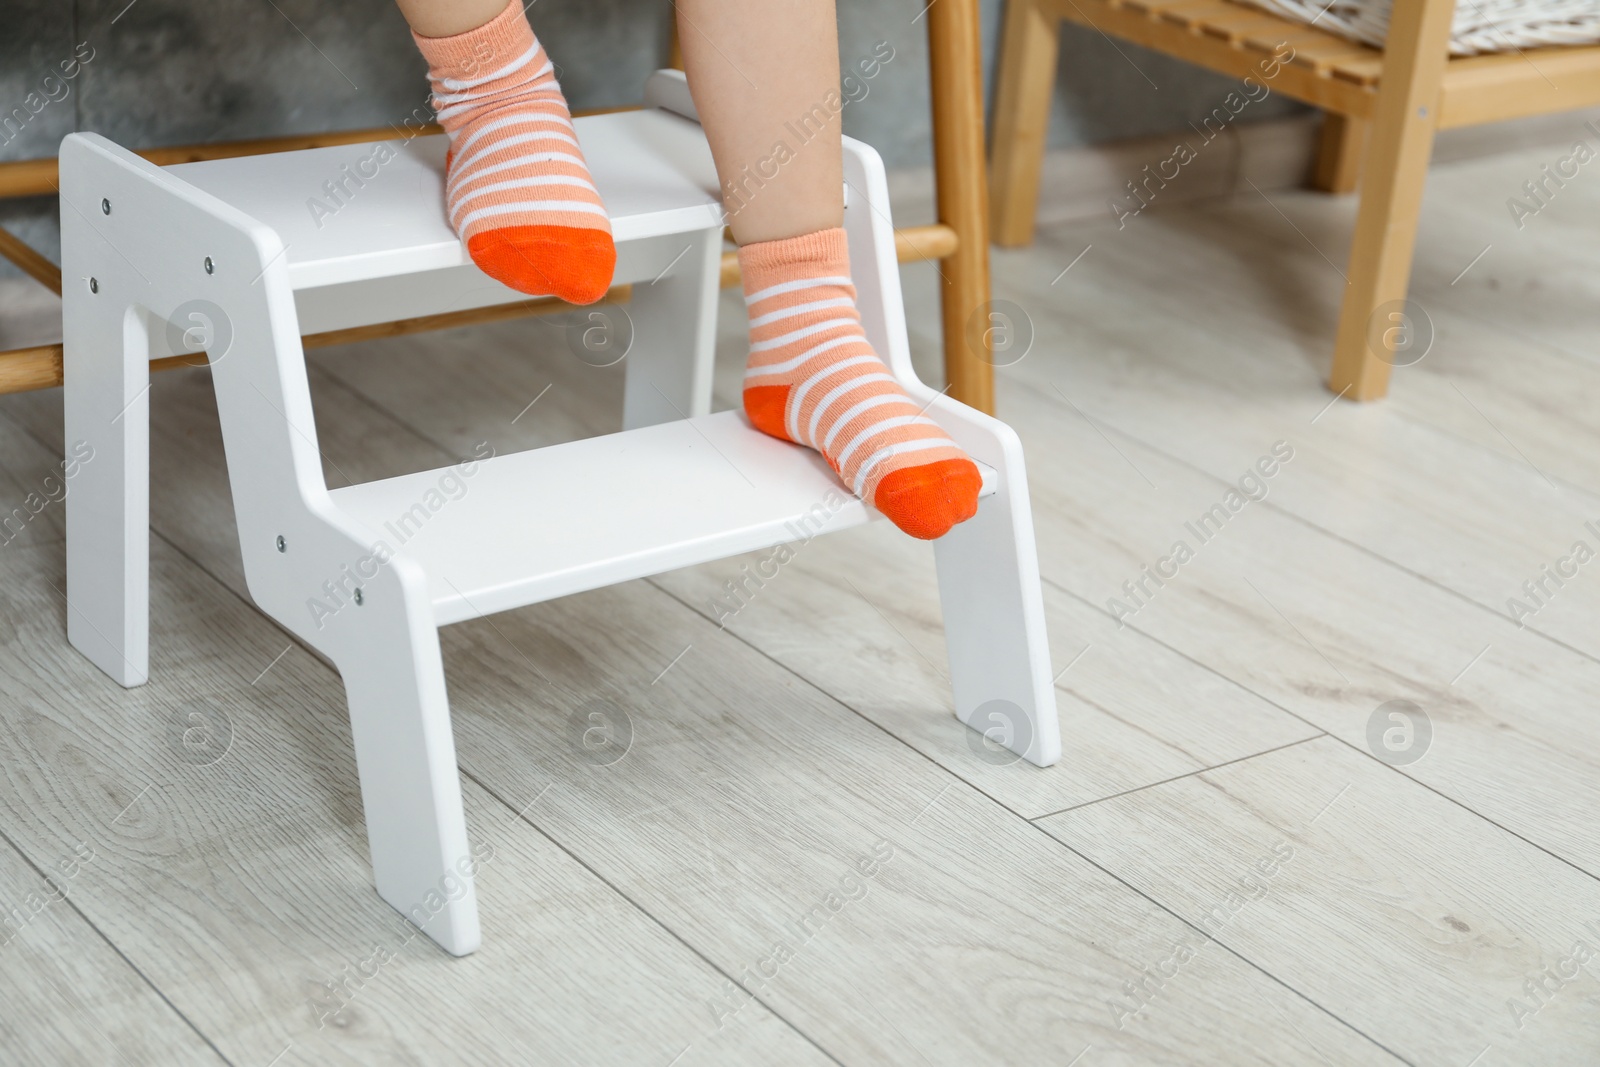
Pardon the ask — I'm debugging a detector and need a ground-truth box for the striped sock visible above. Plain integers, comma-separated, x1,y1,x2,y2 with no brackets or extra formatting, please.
413,1,615,304
739,228,981,540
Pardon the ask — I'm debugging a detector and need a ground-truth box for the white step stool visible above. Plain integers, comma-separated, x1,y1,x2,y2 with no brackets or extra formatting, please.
60,71,1060,956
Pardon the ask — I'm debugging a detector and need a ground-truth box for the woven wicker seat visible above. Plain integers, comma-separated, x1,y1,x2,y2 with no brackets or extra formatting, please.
1247,0,1600,56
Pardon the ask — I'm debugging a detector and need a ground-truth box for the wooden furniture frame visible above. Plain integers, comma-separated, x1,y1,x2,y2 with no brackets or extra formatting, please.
0,0,998,410
989,0,1600,399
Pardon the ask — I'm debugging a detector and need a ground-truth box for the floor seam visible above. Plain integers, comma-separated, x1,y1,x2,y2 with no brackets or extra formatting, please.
1027,732,1329,822
1042,575,1600,887
463,767,849,1067
644,577,1410,1064
0,821,236,1066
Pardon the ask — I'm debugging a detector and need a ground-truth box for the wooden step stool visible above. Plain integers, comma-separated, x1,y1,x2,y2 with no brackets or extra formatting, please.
59,71,1060,956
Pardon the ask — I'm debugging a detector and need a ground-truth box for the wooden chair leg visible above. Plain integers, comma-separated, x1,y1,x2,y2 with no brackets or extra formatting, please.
990,0,1062,247
1328,0,1457,401
928,0,996,414
1311,112,1367,194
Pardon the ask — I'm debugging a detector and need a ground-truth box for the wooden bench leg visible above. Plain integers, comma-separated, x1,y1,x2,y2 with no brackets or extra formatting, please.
928,0,996,414
990,0,1061,247
1328,0,1458,401
1311,112,1367,195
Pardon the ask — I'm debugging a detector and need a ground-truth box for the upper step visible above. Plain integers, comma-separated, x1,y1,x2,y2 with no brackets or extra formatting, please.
164,109,724,291
329,411,997,626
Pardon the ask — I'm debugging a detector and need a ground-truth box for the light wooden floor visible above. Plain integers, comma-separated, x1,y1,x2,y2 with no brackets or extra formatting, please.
3,136,1599,1066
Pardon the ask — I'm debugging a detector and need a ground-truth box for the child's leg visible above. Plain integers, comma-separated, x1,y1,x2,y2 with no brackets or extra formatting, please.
677,0,981,540
397,0,615,304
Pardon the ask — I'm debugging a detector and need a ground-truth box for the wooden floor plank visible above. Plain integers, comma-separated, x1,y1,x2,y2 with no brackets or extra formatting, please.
654,518,1325,818
0,135,1591,1064
1,336,1394,1063
0,332,1398,1063
438,576,1396,1064
0,535,832,1066
885,148,1600,884
976,222,1600,668
1042,737,1600,1066
0,831,222,1066
973,378,1600,878
1026,146,1600,508
0,408,70,549
303,329,1400,1064
1370,143,1600,372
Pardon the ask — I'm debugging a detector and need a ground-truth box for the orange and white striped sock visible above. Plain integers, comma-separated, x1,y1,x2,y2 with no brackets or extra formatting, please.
740,228,981,540
413,1,614,304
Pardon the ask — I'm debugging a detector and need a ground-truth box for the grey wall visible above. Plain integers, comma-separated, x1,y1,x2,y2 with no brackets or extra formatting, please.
1,0,1306,265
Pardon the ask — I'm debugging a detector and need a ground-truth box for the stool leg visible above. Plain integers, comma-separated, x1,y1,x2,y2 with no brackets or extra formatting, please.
63,293,150,688
933,433,1060,767
340,611,480,956
835,128,1058,766
620,229,722,429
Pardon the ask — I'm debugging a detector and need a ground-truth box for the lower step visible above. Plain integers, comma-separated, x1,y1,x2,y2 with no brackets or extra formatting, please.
328,411,996,625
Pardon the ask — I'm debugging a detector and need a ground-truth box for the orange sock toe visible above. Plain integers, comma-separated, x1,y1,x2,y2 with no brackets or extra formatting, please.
872,458,982,540
738,227,983,541
467,225,616,304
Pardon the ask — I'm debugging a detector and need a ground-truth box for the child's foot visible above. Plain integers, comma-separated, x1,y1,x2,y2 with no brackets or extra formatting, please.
414,1,614,304
739,228,981,540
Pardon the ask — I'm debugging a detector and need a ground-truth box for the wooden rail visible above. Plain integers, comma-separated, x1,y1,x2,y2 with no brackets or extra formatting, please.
0,110,624,200
0,126,443,200
1045,0,1380,119
0,345,61,395
0,227,62,294
0,225,957,397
